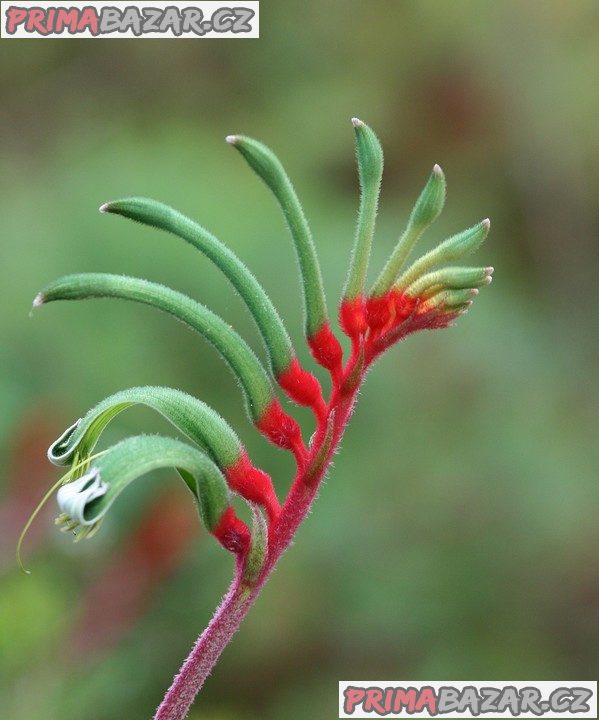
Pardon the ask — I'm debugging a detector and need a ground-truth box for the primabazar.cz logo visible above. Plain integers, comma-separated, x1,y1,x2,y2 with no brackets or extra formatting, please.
1,1,259,38
339,681,598,719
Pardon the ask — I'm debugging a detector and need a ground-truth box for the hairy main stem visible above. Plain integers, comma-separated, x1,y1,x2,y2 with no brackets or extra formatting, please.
153,377,362,720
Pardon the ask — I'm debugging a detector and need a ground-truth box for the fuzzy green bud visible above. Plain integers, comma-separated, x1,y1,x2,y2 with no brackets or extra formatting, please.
395,219,491,291
100,197,295,376
48,386,243,471
55,435,231,537
370,164,446,296
227,134,328,337
343,118,384,300
35,273,275,423
405,266,493,298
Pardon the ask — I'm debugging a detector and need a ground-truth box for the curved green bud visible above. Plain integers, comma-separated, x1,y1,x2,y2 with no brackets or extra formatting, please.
424,287,479,310
395,219,491,291
343,118,384,300
405,266,493,298
55,435,230,539
226,134,328,337
48,386,243,471
34,274,274,423
371,165,446,296
100,197,294,376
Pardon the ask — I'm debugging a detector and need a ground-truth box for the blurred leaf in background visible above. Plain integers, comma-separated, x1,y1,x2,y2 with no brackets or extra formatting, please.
1,1,598,718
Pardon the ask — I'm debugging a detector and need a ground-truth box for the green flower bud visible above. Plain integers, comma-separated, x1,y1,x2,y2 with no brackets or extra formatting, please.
371,165,446,296
405,266,493,298
395,219,490,291
55,435,231,539
100,197,294,376
227,134,328,337
35,273,275,423
343,118,384,300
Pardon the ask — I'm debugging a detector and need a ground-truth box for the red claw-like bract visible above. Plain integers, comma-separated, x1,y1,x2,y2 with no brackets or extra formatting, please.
211,506,251,555
277,357,327,420
339,296,368,341
226,453,281,524
307,322,344,377
255,398,307,463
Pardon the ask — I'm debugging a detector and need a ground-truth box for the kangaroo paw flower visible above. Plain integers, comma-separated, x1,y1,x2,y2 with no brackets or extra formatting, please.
27,118,493,720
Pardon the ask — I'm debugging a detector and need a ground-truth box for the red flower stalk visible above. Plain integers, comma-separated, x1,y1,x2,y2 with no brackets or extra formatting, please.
26,118,492,720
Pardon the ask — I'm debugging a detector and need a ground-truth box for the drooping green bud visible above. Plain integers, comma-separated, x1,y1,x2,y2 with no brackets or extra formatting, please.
34,274,274,423
226,134,328,337
55,435,230,538
100,197,294,376
48,386,243,471
395,219,491,291
370,164,446,296
343,118,384,300
405,266,493,298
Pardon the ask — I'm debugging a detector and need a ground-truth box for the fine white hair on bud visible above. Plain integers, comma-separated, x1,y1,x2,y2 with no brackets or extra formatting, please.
225,135,239,145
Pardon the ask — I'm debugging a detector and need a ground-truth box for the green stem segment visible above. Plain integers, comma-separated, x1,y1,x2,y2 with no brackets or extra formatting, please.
227,134,328,337
343,118,384,300
35,274,274,424
100,197,294,377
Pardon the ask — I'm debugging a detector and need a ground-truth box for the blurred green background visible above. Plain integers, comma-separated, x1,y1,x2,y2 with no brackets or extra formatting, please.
1,2,598,718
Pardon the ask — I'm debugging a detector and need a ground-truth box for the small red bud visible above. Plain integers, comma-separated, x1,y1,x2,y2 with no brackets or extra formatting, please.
255,399,306,463
365,293,395,333
308,322,344,374
212,507,251,555
339,296,368,339
226,453,280,523
277,358,325,416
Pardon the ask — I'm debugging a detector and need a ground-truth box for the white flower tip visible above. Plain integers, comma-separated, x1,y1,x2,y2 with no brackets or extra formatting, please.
482,218,491,230
485,266,494,275
469,288,480,298
433,163,444,177
351,117,364,128
99,202,110,213
225,134,239,145
32,293,45,308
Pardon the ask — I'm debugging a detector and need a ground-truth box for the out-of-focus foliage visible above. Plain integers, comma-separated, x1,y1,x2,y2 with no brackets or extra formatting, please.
1,1,597,718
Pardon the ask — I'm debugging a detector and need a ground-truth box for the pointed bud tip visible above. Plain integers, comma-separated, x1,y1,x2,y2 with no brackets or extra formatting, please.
485,266,494,274
469,288,479,297
225,134,239,145
99,202,110,214
482,218,491,230
351,117,364,128
433,163,444,177
32,293,45,308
